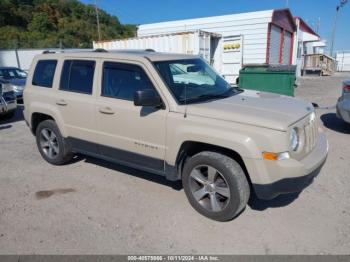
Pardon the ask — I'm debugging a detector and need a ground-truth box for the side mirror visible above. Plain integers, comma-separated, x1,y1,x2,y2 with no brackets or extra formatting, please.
134,89,162,107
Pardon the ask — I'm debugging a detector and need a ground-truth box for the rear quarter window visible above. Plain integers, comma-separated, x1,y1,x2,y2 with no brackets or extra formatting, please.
32,60,57,88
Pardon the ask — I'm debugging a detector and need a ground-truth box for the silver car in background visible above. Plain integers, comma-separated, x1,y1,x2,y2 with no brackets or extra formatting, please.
0,78,17,119
0,67,27,101
336,80,350,124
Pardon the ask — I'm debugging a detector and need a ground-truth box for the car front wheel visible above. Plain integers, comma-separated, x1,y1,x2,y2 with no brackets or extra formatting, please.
182,151,250,221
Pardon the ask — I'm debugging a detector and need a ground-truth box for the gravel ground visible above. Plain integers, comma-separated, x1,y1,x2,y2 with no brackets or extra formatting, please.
0,73,350,255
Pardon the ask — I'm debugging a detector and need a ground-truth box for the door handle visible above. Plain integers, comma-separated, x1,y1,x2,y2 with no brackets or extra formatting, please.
56,99,67,106
99,107,115,115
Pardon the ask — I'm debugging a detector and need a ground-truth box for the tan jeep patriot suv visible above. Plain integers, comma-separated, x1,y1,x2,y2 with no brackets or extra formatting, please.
23,50,328,221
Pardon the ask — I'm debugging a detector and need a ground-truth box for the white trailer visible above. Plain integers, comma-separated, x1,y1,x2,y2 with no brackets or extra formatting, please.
93,30,243,84
138,10,296,66
94,30,228,69
337,51,350,72
94,9,297,83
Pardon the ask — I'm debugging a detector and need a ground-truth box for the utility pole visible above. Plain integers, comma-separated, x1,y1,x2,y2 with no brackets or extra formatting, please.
59,39,63,50
14,39,21,69
94,0,102,41
330,0,348,57
286,0,289,7
316,17,320,34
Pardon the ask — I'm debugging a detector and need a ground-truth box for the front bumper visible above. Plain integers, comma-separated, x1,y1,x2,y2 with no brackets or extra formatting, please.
250,132,328,200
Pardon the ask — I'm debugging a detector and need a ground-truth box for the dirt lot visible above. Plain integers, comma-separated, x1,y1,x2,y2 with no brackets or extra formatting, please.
0,73,350,255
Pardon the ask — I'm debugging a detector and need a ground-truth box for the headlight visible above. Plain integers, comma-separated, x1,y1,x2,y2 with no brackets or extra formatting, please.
12,85,23,92
290,127,299,151
2,83,14,93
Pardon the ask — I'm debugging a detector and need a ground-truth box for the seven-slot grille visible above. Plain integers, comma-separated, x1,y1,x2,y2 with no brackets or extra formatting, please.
303,115,318,154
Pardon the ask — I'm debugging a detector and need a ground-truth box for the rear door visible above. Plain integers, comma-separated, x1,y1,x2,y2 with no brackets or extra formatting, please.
221,35,242,84
55,58,99,151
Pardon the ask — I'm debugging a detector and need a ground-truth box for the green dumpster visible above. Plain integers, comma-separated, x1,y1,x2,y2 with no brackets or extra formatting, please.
238,65,297,96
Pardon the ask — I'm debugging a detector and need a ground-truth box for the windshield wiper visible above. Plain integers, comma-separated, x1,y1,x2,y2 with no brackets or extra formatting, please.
180,89,233,104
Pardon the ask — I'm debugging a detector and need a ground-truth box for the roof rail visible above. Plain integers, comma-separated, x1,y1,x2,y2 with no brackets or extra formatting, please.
145,49,155,52
93,48,108,52
42,50,55,54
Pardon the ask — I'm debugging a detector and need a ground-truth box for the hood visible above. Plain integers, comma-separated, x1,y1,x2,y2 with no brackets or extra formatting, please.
8,78,26,87
186,90,313,131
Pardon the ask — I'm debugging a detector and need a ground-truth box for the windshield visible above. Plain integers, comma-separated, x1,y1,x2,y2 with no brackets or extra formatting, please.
0,68,27,80
154,58,239,104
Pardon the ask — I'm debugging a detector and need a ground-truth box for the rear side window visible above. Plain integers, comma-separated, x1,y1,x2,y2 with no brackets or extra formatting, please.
102,62,155,101
32,60,57,88
60,60,95,94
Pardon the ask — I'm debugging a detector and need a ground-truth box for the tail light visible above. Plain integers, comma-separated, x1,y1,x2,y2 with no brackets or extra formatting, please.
344,83,350,93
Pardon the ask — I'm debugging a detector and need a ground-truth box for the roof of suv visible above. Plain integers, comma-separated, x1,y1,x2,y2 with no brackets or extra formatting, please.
36,50,199,62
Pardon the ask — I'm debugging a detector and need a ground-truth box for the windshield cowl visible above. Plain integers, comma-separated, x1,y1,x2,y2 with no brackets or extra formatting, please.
178,88,241,104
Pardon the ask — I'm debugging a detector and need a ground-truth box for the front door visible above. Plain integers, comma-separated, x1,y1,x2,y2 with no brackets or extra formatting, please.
95,60,167,172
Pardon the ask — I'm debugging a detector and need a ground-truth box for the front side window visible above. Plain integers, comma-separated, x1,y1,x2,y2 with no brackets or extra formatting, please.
32,60,57,88
102,62,155,101
154,58,239,104
60,60,95,94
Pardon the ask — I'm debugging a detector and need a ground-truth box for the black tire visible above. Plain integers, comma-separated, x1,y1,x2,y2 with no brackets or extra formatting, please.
3,110,15,120
182,151,250,221
35,120,73,165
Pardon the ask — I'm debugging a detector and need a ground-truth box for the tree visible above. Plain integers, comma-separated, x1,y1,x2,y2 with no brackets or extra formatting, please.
0,0,137,49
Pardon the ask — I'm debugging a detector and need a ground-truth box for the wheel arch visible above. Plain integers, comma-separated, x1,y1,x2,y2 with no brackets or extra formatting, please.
29,102,67,137
31,112,54,134
174,141,253,187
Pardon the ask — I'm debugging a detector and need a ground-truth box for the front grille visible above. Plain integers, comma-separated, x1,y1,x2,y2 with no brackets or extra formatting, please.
303,115,318,154
2,91,16,103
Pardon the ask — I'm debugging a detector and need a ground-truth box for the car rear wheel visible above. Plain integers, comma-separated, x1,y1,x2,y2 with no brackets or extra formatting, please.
36,120,73,165
182,151,250,221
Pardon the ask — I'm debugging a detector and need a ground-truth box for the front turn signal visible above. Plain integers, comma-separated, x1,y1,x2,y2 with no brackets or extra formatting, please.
262,152,290,161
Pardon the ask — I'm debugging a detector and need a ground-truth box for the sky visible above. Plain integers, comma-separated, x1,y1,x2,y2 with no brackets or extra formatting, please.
82,0,350,51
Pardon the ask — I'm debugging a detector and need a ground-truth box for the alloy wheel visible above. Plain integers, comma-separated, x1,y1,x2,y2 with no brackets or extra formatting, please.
189,165,230,212
39,128,59,159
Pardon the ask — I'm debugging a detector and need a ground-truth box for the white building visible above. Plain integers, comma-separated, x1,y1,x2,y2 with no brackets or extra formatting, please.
336,51,350,72
95,9,329,82
137,9,296,83
292,17,327,76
